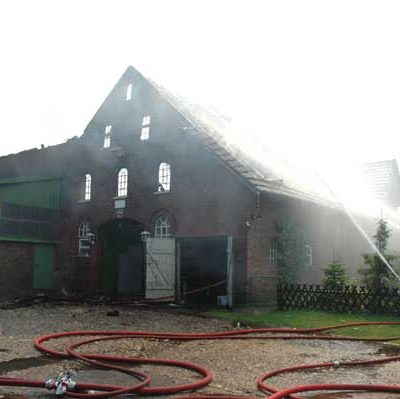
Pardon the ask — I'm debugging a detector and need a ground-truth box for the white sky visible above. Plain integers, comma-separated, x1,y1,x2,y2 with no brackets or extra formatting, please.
0,0,399,209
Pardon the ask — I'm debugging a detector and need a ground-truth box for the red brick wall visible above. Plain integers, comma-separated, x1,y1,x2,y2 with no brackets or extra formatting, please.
245,195,283,305
0,241,34,298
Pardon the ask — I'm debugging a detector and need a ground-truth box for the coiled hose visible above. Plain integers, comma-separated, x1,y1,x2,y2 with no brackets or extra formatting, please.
1,321,400,398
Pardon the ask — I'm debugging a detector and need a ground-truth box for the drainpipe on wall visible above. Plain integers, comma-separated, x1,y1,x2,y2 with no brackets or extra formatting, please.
140,231,150,298
256,190,261,218
246,190,262,303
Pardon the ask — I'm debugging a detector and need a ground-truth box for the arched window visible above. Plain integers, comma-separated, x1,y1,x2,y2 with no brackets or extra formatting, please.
104,125,112,148
81,174,91,201
78,222,91,257
158,162,171,192
126,83,133,101
117,168,128,197
154,215,172,238
78,221,90,239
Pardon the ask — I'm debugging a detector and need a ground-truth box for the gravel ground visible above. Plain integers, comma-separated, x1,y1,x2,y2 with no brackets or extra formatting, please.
1,304,400,399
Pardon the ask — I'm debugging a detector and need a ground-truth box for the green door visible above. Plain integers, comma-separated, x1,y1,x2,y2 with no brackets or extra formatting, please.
33,245,54,289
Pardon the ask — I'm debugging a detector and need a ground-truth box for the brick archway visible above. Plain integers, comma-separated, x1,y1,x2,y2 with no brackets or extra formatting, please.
98,218,145,297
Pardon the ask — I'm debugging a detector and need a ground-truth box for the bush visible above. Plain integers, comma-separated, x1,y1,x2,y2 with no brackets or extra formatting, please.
323,261,347,288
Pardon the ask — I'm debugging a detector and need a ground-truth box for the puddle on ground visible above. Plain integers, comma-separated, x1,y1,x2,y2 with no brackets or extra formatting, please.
310,394,398,399
0,394,50,399
0,359,177,399
375,344,400,356
309,393,353,399
0,357,59,374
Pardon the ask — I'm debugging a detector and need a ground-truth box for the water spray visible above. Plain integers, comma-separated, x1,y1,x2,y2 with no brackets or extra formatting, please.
313,167,400,284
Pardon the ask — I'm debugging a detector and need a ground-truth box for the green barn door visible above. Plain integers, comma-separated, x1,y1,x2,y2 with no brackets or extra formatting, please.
34,245,54,289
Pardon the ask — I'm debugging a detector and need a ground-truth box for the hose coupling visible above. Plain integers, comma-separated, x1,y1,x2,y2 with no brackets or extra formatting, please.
47,370,77,396
333,360,341,368
45,379,56,390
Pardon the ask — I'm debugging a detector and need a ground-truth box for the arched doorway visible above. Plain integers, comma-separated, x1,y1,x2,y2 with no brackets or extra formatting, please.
98,218,144,297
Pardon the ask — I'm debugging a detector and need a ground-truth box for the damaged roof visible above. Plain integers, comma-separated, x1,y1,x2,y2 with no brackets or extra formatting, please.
147,75,337,207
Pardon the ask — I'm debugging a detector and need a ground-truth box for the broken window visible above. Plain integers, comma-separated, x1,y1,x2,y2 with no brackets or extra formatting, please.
117,168,128,197
80,174,91,201
104,125,112,148
305,244,313,266
126,83,133,101
269,241,277,268
158,162,171,192
140,115,151,140
78,221,91,257
154,215,172,238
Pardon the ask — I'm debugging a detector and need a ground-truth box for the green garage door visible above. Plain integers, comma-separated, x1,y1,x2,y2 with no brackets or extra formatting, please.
33,245,54,289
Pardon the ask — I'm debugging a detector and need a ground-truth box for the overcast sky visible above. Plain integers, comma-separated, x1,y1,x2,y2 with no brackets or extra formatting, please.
1,1,399,177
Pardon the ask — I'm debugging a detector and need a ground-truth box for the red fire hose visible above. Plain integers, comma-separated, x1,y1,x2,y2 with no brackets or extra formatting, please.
1,321,400,398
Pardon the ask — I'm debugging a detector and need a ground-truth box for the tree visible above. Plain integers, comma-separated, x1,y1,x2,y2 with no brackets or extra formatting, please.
323,261,347,288
276,219,308,284
359,218,397,291
374,217,391,252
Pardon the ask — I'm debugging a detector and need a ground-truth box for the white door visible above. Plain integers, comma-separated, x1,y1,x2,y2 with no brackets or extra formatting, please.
145,238,176,299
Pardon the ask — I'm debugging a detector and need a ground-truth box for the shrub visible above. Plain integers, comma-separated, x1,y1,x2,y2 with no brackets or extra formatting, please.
323,261,347,288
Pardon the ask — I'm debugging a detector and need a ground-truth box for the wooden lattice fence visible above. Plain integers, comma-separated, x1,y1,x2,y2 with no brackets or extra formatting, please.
277,284,400,315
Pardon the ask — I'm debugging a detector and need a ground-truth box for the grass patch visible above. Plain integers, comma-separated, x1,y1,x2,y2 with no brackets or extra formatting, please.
207,309,400,341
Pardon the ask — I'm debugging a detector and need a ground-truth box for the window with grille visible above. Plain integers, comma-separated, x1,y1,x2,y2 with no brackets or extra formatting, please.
269,242,277,268
78,221,91,257
117,168,128,197
104,125,112,148
140,115,151,140
81,174,91,201
126,83,133,100
158,162,171,192
154,215,172,238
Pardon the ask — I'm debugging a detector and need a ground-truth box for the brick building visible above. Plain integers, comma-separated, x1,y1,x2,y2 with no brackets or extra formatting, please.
0,66,399,304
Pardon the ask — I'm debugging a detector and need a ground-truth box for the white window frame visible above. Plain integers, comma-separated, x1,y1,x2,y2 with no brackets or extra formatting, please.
140,115,151,140
104,125,112,148
78,222,91,257
82,174,91,201
126,83,133,101
158,162,171,192
305,244,313,267
269,242,277,268
154,215,172,238
117,168,128,197
142,115,151,125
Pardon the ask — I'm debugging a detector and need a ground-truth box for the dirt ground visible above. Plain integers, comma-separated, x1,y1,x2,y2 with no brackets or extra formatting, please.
1,304,400,399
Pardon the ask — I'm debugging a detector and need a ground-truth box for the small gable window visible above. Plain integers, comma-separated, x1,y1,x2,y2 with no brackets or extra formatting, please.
126,83,133,101
305,244,313,267
140,115,151,140
158,162,171,192
80,174,91,201
117,168,128,197
78,221,91,257
154,215,172,238
104,125,112,148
